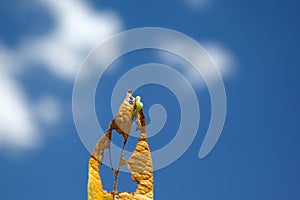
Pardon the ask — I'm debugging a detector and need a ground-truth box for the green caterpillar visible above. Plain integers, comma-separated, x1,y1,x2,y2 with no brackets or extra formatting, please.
132,96,143,118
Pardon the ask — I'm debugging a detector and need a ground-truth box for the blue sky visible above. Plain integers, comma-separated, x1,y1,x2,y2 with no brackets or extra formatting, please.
0,0,300,200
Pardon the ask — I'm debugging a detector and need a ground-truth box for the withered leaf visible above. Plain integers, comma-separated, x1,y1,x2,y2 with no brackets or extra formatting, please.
88,90,154,200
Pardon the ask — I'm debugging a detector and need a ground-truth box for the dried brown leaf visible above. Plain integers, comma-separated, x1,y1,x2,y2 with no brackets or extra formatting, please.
88,90,154,200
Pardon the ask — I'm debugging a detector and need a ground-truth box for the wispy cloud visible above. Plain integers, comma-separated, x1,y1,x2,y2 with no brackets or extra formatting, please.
157,40,237,87
0,67,38,149
203,42,237,78
0,0,123,152
17,0,122,79
33,96,62,126
185,0,211,10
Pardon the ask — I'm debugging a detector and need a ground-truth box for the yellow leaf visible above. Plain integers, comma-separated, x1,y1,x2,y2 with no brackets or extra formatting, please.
87,90,154,200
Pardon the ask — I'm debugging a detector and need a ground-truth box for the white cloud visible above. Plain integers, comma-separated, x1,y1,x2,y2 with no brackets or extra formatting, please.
157,41,237,87
33,96,62,126
203,42,237,78
185,0,211,10
0,68,38,149
20,0,122,79
0,0,123,152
